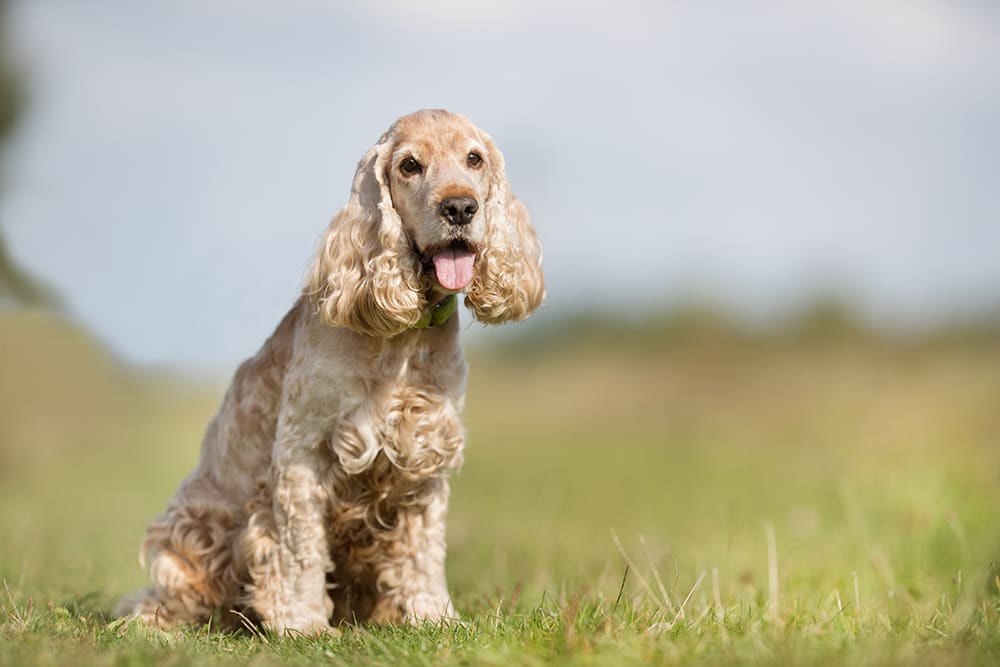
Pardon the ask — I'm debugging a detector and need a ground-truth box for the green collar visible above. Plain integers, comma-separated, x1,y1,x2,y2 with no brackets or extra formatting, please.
413,293,458,329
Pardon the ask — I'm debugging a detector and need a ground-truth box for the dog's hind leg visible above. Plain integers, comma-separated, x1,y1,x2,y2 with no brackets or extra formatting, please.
117,486,243,629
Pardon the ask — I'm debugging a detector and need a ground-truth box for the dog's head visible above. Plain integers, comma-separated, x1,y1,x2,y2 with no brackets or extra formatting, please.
307,109,545,337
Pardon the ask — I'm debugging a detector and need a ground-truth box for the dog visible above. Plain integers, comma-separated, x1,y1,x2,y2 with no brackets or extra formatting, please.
117,109,544,633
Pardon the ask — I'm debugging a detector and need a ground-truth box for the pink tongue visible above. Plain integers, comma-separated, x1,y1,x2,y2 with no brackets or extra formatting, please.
432,248,476,290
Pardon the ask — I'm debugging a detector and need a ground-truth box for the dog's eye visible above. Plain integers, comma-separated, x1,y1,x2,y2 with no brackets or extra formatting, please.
467,152,483,168
400,157,423,176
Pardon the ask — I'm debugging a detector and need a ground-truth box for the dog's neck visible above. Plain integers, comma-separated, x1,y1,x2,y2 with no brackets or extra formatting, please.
413,292,458,329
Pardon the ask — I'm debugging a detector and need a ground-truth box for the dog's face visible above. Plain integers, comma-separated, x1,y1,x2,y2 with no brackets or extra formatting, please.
308,109,544,337
387,112,492,293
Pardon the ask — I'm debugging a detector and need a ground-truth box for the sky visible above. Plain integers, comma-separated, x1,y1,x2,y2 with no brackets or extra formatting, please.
2,0,999,369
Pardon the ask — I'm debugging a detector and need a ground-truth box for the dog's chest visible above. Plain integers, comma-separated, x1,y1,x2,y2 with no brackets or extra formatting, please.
326,333,467,485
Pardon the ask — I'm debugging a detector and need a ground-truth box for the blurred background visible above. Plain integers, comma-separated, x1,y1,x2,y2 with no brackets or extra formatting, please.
2,0,999,368
1,0,999,636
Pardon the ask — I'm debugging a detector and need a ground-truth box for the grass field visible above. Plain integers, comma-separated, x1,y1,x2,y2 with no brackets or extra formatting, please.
2,308,1000,665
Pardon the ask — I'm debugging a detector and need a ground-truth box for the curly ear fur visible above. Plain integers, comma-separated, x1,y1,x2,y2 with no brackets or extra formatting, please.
306,133,424,337
465,133,545,324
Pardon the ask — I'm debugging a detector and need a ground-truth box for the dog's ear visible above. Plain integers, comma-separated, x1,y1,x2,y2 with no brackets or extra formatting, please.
464,132,545,324
306,130,424,337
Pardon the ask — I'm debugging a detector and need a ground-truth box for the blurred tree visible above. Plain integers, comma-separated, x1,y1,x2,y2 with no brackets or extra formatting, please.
0,0,53,306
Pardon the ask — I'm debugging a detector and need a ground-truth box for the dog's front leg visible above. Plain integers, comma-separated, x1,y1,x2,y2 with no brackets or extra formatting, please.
251,419,333,635
369,480,457,625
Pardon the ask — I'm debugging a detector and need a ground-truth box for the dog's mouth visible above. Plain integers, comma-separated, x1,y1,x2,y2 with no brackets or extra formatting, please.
419,239,479,292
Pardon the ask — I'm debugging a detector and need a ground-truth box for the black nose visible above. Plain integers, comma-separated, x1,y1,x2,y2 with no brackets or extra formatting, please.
438,196,479,225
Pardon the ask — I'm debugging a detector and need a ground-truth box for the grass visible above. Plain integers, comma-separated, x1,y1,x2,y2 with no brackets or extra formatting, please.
2,308,1000,665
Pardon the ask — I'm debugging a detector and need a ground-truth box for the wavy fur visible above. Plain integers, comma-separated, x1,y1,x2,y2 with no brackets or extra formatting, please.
306,133,425,337
465,131,545,323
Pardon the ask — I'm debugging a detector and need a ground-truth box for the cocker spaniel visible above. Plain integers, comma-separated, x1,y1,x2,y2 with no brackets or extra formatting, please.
117,109,544,633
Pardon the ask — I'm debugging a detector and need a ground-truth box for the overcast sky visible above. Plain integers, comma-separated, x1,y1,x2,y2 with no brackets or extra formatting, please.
3,0,999,369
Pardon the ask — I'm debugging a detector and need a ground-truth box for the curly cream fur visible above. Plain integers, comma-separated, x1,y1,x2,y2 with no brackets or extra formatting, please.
116,110,544,634
307,131,425,337
464,133,545,323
